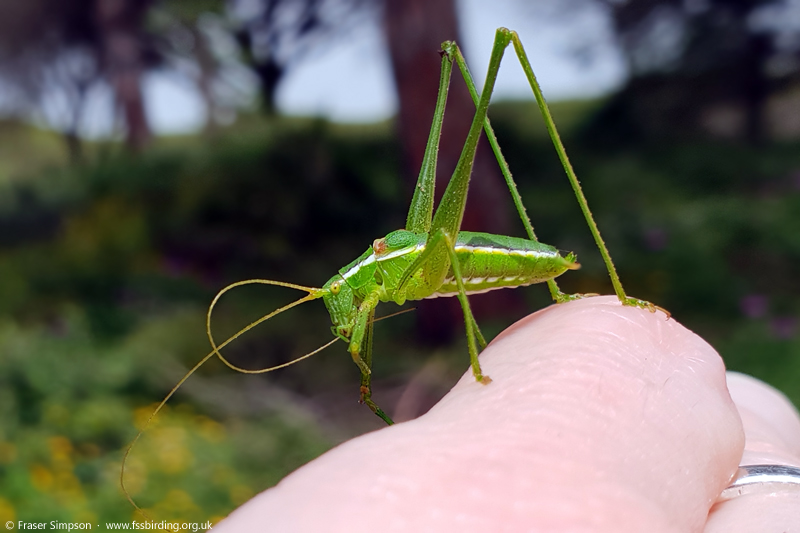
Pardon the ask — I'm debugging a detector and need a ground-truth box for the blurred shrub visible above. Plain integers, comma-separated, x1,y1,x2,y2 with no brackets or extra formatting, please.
0,308,330,524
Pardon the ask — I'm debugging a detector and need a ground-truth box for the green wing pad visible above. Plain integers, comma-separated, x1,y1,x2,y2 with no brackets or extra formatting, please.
456,232,558,254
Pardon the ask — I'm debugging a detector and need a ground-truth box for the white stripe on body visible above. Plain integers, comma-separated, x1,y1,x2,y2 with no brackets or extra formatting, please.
344,241,549,285
453,244,551,258
342,243,425,281
425,280,536,299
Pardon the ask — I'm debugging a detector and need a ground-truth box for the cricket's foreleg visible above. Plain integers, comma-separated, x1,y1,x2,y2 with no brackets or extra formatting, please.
348,293,394,425
360,314,394,425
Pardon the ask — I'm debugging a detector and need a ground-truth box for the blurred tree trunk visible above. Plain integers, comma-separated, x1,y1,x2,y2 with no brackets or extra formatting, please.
234,28,283,116
742,33,770,145
96,0,152,151
63,79,91,165
188,23,220,134
65,131,84,164
254,58,283,116
384,0,520,345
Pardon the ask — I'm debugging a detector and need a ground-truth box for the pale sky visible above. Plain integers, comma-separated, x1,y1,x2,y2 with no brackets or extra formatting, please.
44,0,628,137
276,0,626,123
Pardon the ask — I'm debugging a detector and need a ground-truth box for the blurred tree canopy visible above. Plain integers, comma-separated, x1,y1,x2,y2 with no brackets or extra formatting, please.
591,0,800,143
230,0,376,115
0,0,158,155
5,0,800,149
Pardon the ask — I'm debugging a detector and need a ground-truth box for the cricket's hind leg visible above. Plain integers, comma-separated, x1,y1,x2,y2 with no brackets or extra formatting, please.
507,31,663,313
449,28,662,313
446,35,573,305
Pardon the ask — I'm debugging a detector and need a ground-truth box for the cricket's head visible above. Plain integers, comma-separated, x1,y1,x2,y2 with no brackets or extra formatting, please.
322,274,357,338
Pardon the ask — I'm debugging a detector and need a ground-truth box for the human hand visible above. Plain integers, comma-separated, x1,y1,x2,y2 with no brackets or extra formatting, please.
213,296,800,532
706,372,800,531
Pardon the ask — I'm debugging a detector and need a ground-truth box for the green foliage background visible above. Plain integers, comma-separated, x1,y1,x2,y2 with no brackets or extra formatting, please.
0,103,799,526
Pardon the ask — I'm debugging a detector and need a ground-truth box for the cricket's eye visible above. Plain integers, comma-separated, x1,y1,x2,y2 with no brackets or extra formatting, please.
330,280,343,294
372,238,387,255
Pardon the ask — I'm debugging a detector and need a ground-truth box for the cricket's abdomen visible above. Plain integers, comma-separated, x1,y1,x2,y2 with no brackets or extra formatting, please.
427,231,576,299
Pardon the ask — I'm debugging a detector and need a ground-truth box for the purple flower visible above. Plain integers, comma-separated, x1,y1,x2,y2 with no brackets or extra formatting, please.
643,228,668,251
770,317,798,339
740,294,768,319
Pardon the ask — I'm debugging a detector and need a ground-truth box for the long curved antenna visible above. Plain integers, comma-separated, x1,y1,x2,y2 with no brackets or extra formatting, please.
207,279,327,373
122,279,334,519
372,307,416,324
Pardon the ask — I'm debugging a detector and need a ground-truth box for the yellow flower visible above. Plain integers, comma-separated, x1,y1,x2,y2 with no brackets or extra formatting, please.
0,441,16,464
30,464,54,492
49,436,74,466
196,416,225,443
229,485,253,506
0,497,15,524
153,427,192,474
134,403,168,430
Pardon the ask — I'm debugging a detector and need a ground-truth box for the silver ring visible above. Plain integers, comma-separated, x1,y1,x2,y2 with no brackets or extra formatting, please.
717,464,800,502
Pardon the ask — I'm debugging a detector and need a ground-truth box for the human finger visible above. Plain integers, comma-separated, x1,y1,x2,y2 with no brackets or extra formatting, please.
704,372,800,532
214,296,743,532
